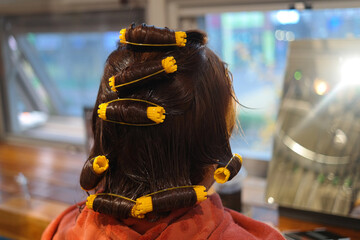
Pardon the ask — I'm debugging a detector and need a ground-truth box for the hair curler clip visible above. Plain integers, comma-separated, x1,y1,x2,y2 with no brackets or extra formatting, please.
119,29,186,47
214,154,242,184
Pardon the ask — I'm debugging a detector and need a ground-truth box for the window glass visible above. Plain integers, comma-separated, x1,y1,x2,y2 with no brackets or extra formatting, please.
25,32,117,116
5,31,118,144
203,8,360,160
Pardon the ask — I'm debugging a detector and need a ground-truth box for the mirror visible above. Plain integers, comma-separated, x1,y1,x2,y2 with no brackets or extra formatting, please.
266,39,360,219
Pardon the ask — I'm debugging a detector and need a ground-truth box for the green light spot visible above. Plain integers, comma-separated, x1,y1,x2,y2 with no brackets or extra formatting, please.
294,71,302,80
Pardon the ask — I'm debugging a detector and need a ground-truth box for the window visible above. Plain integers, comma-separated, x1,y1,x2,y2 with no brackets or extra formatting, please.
201,8,360,160
1,11,144,146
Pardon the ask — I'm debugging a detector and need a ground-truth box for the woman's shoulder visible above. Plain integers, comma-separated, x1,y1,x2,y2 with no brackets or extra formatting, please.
204,194,285,240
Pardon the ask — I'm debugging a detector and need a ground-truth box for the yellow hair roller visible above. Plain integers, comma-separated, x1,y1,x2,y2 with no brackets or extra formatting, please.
214,154,242,184
214,167,231,184
86,194,98,210
97,98,166,126
92,155,109,175
118,29,186,47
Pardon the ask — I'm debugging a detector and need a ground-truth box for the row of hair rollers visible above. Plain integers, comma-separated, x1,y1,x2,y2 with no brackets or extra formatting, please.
81,26,192,218
116,25,243,184
97,56,177,126
119,24,208,50
106,24,210,125
86,185,207,219
100,25,185,125
81,153,241,219
79,153,243,190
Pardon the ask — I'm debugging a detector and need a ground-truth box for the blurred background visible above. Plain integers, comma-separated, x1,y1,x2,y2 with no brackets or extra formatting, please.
0,0,360,239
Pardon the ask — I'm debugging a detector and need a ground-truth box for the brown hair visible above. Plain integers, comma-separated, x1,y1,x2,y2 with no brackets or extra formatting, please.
123,24,178,45
110,59,172,94
80,24,239,220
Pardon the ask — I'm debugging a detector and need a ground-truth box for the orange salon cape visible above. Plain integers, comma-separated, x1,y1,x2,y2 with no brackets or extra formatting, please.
42,193,285,240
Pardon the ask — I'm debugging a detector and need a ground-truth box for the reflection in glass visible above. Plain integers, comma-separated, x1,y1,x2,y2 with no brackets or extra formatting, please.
266,38,360,219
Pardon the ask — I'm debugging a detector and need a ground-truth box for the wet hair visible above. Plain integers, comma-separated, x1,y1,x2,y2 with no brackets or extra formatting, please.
80,157,107,190
110,58,173,94
80,24,239,220
225,156,242,181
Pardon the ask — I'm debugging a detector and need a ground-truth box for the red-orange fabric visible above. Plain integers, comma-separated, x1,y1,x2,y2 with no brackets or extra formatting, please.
42,194,285,240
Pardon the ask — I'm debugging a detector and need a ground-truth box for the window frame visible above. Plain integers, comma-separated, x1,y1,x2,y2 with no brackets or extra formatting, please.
161,0,360,29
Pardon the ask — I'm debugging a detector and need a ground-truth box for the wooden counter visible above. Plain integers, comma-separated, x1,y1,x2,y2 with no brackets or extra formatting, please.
0,142,85,239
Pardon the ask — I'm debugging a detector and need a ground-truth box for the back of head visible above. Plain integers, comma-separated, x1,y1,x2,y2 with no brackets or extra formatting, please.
80,24,238,220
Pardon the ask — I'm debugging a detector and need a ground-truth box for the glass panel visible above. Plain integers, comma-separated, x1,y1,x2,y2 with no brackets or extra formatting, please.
203,8,360,160
5,31,118,144
266,38,360,220
24,32,117,116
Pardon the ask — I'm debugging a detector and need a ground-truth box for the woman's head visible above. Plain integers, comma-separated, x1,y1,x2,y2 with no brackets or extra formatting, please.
80,24,239,219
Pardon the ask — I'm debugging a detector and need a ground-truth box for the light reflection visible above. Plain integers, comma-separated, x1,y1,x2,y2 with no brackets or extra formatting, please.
341,57,360,84
288,83,343,138
276,10,300,25
286,31,295,41
294,70,302,80
8,35,17,51
267,197,275,204
313,78,329,95
275,30,295,41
